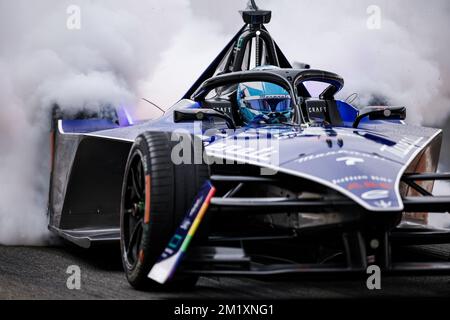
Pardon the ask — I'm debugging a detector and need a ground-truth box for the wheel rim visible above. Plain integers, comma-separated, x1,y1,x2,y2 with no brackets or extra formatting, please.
122,152,146,269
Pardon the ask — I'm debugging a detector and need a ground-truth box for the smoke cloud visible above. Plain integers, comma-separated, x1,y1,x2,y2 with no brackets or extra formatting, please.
0,0,449,245
0,0,199,245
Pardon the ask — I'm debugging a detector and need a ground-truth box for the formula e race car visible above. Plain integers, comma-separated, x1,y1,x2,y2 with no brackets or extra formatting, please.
48,2,450,290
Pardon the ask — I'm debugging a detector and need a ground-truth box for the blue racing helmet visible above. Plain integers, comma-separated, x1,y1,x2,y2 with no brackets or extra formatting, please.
237,73,293,125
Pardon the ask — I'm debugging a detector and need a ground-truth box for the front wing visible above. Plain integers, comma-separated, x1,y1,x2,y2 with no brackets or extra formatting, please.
151,172,450,283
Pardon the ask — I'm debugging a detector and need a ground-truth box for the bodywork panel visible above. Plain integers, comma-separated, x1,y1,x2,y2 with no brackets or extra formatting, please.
205,124,442,211
81,114,442,212
50,128,131,231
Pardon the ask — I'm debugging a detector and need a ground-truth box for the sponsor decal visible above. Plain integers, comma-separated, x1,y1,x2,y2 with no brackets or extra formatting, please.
308,106,327,113
333,175,395,209
298,150,386,164
347,181,391,191
380,136,423,158
361,189,390,200
265,94,289,99
336,156,364,166
373,200,393,209
333,175,369,184
332,175,392,185
333,176,393,192
273,131,303,140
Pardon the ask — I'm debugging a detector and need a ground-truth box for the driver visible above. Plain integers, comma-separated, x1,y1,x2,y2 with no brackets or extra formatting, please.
237,80,293,125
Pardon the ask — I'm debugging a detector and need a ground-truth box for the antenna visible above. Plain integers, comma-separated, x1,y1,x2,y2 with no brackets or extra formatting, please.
247,0,259,10
142,98,165,114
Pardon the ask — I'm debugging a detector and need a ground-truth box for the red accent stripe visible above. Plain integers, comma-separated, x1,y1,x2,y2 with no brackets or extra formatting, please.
186,185,216,237
204,187,216,208
144,175,151,224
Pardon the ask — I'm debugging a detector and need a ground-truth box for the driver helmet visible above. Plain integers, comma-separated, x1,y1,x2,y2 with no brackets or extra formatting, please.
237,66,293,125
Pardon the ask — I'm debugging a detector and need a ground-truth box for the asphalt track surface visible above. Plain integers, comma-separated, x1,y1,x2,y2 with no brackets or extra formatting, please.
0,244,449,300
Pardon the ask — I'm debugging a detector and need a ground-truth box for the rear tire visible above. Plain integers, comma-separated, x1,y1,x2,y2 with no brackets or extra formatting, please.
120,131,209,290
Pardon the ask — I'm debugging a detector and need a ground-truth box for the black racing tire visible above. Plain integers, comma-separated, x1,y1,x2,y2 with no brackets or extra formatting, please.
120,131,209,290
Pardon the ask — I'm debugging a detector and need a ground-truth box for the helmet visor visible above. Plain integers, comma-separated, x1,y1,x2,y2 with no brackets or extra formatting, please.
245,98,291,112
